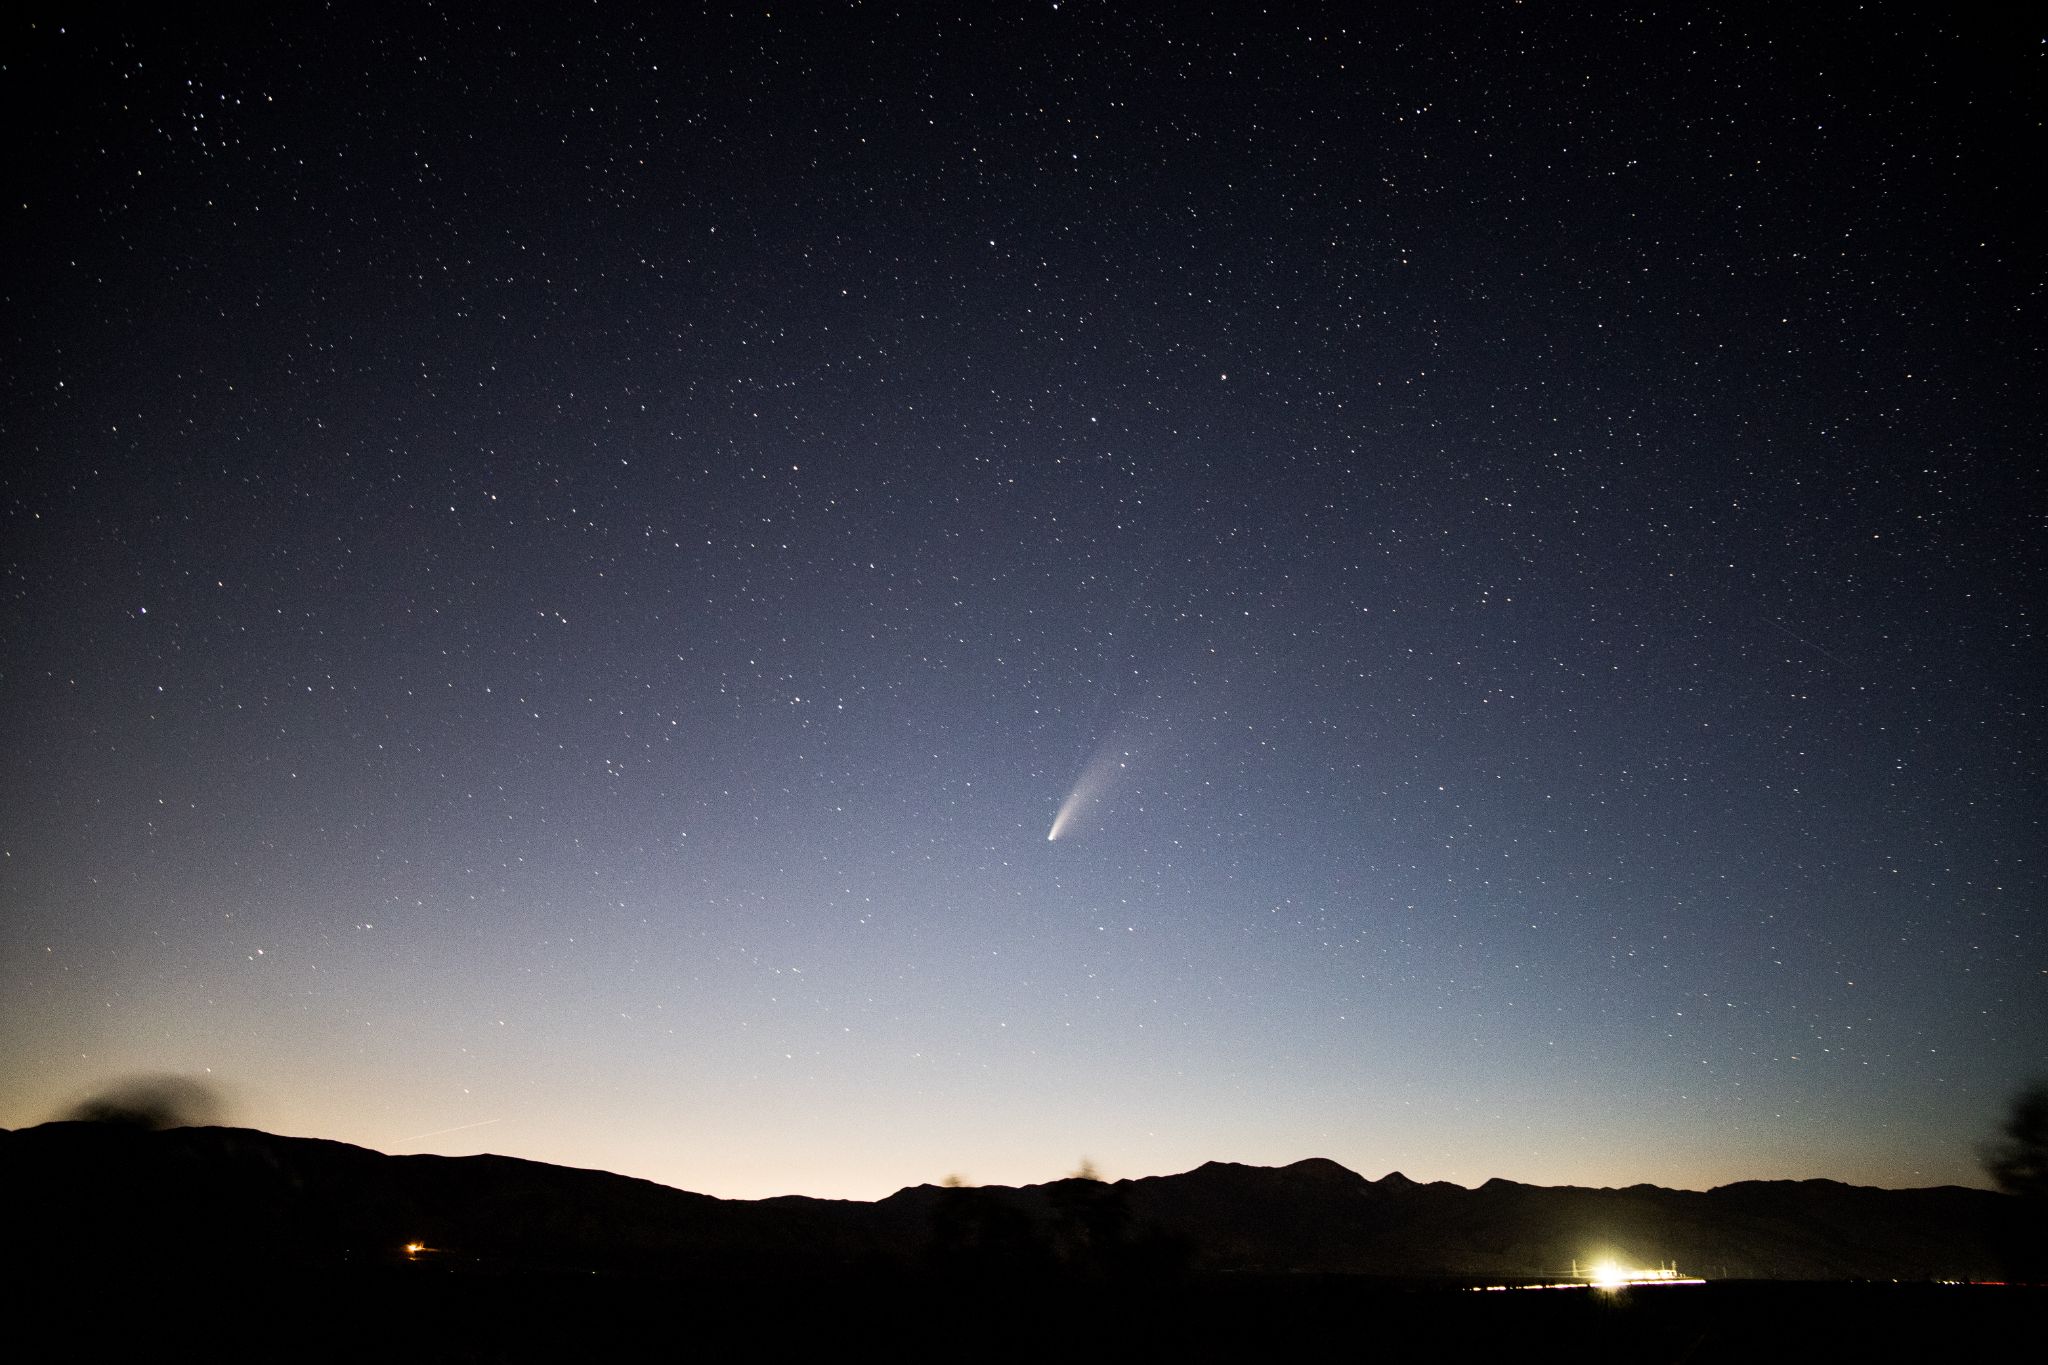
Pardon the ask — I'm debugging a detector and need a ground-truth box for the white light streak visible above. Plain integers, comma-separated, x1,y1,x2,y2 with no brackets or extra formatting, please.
1047,742,1130,842
398,1117,504,1143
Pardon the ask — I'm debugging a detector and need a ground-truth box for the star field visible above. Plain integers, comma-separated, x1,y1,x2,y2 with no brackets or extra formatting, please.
1,4,2040,1199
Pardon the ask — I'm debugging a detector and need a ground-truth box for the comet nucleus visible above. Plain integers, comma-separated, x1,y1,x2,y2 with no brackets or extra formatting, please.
1047,742,1128,842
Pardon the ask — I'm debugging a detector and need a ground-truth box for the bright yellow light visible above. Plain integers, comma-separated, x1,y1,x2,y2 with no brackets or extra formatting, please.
1583,1258,1689,1288
404,1242,425,1255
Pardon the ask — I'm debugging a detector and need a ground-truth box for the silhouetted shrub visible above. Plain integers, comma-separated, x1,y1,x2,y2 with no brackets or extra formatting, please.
62,1074,225,1130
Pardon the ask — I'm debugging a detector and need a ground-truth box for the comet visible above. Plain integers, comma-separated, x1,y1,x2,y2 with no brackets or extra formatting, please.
1047,742,1129,842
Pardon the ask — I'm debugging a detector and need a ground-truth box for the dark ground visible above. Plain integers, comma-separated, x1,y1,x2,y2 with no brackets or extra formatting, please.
21,1266,2039,1363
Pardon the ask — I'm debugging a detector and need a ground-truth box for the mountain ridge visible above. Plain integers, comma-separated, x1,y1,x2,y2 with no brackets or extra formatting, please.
0,1121,2025,1284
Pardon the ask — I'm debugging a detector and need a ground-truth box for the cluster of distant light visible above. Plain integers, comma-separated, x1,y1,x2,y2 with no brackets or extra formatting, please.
1473,1258,1705,1292
1585,1260,1695,1290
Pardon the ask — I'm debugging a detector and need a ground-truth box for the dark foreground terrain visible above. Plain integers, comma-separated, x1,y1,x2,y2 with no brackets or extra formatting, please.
18,1264,2041,1363
6,1121,2040,1360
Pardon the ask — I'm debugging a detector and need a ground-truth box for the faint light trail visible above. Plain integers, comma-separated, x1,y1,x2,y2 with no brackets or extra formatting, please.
398,1117,504,1143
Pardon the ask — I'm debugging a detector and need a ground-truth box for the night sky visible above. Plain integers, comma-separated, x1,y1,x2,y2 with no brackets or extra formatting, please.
3,5,2040,1201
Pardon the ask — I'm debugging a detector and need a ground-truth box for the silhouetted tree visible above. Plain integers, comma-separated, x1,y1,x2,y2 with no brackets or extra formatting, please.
1982,1080,2048,1282
61,1074,225,1130
926,1186,1055,1282
1983,1081,2048,1201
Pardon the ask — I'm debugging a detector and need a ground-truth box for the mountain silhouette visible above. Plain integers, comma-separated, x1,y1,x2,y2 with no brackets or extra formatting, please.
10,1122,2043,1361
1,1122,2019,1283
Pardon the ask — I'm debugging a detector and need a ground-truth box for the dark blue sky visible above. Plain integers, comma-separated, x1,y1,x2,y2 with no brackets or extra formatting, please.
3,4,2039,1198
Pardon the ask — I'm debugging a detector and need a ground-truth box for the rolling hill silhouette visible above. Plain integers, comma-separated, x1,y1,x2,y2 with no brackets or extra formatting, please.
10,1122,2043,1361
1,1121,2018,1283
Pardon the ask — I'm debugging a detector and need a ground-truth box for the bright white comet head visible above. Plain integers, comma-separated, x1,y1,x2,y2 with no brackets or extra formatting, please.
1046,797,1078,842
1046,742,1128,843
